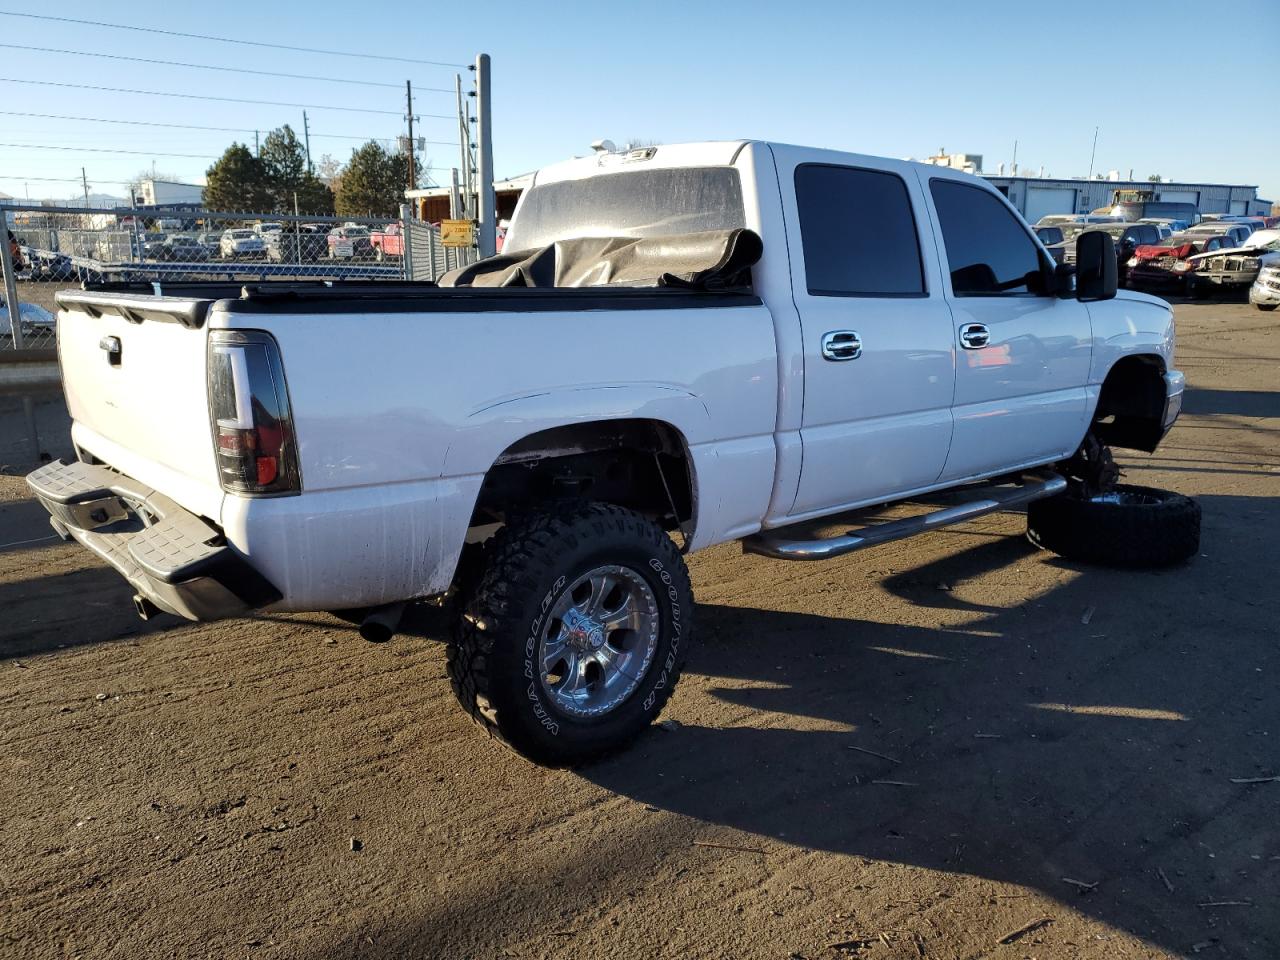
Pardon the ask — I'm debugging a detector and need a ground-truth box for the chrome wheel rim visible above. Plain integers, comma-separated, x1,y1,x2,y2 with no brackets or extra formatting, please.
537,564,660,719
1088,490,1163,506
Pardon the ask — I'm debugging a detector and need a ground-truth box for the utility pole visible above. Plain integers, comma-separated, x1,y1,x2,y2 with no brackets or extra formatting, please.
1011,140,1018,176
455,73,471,220
302,111,312,175
255,130,260,157
81,167,90,207
474,53,495,257
1087,126,1099,181
405,80,417,192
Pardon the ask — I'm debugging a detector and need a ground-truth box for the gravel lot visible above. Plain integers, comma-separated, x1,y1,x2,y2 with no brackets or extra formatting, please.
1,299,1277,959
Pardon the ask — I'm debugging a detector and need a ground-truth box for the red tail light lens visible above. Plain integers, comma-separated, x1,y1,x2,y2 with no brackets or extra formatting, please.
208,330,301,495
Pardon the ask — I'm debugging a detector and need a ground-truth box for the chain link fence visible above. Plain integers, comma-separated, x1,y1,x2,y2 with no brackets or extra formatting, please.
3,204,478,351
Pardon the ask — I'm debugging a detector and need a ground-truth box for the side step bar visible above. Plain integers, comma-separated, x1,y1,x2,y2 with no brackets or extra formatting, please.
743,471,1067,561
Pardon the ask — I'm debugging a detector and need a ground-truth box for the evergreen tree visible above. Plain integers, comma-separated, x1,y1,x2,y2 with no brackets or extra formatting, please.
203,143,271,212
258,125,333,214
334,141,415,218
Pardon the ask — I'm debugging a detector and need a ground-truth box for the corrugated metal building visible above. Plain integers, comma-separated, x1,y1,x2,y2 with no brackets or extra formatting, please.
982,175,1266,221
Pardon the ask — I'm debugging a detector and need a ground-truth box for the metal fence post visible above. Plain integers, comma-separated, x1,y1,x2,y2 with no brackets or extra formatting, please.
428,227,438,282
399,204,413,281
1,210,25,349
474,53,496,258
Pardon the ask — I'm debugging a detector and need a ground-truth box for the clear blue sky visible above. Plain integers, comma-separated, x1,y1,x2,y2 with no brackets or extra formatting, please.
1,0,1277,203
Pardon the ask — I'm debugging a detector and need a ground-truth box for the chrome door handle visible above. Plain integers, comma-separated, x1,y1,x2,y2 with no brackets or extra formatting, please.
959,323,990,349
821,330,862,361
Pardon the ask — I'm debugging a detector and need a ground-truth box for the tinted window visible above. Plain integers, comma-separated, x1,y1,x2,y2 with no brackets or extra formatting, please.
794,164,924,296
930,179,1043,295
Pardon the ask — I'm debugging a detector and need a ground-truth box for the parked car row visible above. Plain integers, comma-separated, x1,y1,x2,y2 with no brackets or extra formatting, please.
1033,210,1277,308
127,222,398,265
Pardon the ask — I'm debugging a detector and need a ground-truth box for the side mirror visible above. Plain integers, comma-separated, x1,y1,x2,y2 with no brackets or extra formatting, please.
1076,231,1117,302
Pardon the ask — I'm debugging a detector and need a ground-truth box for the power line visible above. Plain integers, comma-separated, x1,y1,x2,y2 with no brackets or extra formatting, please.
0,142,219,159
0,11,466,67
0,110,457,145
0,110,262,136
0,43,454,92
0,78,403,115
311,133,457,145
0,175,135,184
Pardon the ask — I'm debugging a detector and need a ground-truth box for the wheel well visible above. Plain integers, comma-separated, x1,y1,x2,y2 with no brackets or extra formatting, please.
470,419,695,536
1092,355,1167,452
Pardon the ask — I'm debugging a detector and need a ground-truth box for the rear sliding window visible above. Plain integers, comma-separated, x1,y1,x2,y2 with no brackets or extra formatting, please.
795,164,925,297
930,179,1043,295
507,167,745,252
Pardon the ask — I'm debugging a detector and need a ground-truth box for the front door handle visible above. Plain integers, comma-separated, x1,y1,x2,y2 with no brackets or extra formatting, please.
821,330,862,361
959,323,990,349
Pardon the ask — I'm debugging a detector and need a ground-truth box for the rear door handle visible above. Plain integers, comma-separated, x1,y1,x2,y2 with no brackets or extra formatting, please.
959,323,990,349
821,330,862,361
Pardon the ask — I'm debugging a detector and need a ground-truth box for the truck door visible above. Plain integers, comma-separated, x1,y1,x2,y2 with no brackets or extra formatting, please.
772,148,957,520
918,172,1092,482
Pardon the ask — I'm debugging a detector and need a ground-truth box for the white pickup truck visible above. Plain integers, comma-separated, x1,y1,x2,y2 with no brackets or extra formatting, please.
28,140,1198,764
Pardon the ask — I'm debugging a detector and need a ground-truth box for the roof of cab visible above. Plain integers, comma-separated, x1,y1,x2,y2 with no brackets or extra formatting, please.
531,141,751,186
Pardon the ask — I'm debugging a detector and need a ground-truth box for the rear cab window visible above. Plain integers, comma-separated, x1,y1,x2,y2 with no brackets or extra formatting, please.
794,164,925,297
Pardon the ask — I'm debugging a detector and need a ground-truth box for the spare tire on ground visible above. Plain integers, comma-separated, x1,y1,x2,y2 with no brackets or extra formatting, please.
1027,484,1200,568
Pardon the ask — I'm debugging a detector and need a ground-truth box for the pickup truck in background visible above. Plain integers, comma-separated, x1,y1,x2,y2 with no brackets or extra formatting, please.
368,222,404,261
28,140,1198,764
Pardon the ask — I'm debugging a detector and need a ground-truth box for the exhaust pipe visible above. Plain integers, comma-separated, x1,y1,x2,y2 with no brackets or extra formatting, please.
358,602,406,644
133,594,161,621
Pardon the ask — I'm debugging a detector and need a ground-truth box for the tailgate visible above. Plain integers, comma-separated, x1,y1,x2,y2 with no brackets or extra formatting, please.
56,291,224,521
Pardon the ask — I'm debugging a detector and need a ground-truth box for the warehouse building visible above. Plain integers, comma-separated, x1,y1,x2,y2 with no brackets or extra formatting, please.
980,174,1267,222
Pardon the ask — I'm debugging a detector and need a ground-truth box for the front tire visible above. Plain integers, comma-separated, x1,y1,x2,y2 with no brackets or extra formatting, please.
449,503,693,765
1255,303,1278,312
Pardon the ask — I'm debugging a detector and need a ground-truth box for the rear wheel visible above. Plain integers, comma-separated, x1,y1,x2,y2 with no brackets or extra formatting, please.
1027,484,1200,568
449,503,693,765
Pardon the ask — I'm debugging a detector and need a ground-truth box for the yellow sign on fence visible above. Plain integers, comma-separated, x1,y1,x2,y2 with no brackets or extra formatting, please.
440,219,475,248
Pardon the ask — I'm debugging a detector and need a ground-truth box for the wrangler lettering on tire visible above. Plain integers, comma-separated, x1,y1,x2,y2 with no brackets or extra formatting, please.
448,503,694,765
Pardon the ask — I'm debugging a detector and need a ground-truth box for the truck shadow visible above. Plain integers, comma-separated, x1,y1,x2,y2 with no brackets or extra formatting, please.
0,565,166,658
1182,386,1280,418
581,494,1279,955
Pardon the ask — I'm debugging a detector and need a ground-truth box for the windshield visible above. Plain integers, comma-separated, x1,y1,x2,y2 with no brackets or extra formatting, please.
508,166,746,252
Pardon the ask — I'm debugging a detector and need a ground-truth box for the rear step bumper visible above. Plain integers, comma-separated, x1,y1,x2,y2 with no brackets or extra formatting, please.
26,459,280,621
743,471,1067,561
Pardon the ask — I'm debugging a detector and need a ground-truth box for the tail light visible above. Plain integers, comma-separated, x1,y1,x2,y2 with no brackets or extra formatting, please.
208,330,301,495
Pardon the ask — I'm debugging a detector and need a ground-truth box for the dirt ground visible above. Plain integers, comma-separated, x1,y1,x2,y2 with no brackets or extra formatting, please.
1,299,1277,960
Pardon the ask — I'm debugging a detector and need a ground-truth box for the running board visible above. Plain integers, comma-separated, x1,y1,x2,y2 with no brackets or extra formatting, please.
743,471,1067,561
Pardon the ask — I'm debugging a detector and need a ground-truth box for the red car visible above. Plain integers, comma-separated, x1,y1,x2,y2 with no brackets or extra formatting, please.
369,222,404,261
1127,232,1232,292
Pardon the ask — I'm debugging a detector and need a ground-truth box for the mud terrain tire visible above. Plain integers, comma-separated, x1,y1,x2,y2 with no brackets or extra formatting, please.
448,503,693,765
1027,484,1200,568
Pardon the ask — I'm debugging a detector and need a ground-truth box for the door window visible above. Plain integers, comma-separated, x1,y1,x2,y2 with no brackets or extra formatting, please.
929,179,1044,296
795,164,925,297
